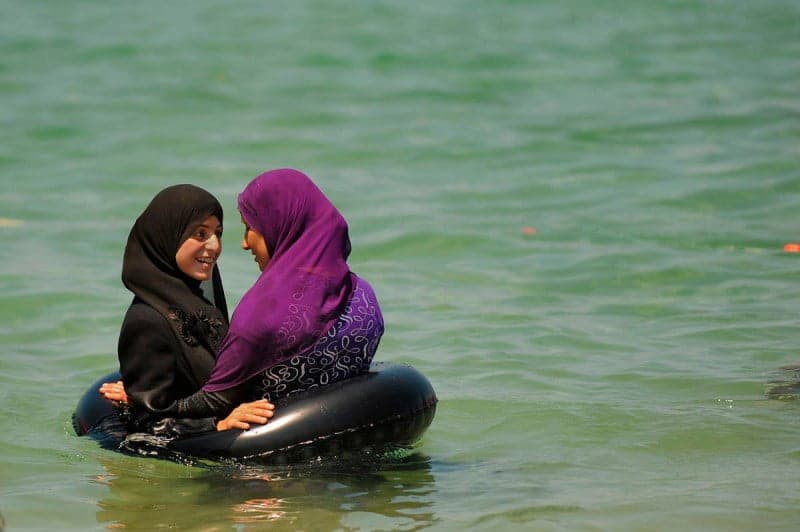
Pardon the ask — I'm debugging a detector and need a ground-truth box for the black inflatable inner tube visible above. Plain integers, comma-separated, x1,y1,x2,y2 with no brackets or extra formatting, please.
73,363,437,463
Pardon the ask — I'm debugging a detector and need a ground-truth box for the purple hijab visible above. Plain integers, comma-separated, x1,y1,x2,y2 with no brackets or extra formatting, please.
203,168,354,392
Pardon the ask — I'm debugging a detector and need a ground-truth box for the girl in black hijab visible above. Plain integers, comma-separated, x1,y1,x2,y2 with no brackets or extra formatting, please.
111,184,230,432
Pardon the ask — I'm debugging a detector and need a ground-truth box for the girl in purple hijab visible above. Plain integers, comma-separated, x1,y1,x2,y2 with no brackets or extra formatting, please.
163,168,384,427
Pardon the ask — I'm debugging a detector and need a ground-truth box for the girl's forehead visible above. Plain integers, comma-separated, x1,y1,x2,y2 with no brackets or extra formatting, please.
196,215,221,227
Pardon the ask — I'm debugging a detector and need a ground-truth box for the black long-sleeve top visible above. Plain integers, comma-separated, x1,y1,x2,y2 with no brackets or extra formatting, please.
118,300,225,432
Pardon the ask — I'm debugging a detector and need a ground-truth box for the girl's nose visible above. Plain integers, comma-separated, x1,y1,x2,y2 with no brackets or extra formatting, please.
205,233,221,252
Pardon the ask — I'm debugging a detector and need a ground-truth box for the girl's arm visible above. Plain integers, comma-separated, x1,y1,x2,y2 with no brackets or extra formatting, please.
100,379,274,431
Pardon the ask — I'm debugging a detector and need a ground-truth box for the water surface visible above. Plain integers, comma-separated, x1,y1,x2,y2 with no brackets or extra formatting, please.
1,0,799,529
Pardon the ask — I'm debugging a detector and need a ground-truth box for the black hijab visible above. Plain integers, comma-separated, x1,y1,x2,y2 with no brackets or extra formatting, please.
121,184,229,388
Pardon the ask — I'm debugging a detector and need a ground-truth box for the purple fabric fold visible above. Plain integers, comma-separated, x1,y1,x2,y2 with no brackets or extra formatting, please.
203,169,354,392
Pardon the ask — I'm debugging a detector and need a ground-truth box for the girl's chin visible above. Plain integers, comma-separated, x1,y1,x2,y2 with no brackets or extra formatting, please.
189,264,214,281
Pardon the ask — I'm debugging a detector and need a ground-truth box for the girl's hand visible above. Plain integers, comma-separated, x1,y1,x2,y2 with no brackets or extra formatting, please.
217,399,275,431
99,380,129,404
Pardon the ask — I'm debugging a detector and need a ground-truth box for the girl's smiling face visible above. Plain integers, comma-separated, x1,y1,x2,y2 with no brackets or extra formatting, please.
175,215,222,280
241,214,270,271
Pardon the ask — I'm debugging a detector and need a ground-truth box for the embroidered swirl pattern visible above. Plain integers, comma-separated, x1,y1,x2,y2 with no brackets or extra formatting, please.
271,275,321,356
167,306,225,350
257,279,384,402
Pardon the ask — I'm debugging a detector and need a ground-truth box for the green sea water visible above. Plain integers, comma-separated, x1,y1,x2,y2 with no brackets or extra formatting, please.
2,0,800,529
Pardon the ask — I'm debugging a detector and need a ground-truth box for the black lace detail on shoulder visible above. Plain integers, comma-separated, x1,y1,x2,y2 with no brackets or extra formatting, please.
168,307,225,350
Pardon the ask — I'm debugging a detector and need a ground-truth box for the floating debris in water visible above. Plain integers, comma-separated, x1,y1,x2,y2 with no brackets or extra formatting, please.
765,364,800,400
783,242,800,253
0,218,23,228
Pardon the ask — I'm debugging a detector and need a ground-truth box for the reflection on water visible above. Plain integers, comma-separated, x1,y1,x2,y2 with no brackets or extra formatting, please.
94,450,437,530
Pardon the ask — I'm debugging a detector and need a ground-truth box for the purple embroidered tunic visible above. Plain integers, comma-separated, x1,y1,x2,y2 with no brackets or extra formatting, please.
255,273,383,401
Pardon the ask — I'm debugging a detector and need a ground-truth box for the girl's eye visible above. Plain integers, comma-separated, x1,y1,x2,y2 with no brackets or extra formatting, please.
194,229,208,240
